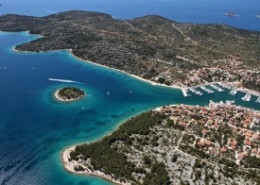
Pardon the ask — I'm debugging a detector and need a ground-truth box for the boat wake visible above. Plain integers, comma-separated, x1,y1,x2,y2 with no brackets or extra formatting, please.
48,78,83,84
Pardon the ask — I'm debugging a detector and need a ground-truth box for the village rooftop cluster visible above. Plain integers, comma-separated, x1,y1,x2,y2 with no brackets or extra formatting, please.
157,102,260,166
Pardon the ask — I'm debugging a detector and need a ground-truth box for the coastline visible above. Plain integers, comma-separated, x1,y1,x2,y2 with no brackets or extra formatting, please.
62,146,131,185
68,49,183,90
12,46,184,91
60,105,162,185
12,46,260,98
61,102,260,185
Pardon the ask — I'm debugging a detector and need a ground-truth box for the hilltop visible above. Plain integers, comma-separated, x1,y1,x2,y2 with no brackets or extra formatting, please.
0,10,259,91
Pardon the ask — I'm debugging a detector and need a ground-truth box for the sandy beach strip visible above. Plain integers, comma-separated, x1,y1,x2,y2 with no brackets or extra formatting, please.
53,89,84,102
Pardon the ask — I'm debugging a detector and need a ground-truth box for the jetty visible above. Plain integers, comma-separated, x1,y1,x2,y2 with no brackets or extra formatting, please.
242,93,251,102
209,84,224,92
218,83,231,89
188,88,203,96
181,88,189,97
200,86,214,94
229,89,237,96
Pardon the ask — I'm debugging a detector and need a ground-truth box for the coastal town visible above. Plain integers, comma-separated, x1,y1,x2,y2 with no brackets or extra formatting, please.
160,103,260,165
64,102,260,185
0,0,260,184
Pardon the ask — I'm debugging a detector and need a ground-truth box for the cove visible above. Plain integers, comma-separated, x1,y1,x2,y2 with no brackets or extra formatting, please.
0,31,259,185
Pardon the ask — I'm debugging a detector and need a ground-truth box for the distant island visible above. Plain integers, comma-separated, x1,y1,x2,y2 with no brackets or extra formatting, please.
63,103,260,184
0,10,259,94
225,12,238,17
54,87,85,102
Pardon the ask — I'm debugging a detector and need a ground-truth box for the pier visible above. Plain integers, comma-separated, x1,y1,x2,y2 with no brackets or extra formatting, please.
181,88,189,97
200,86,214,94
188,88,203,96
209,84,224,92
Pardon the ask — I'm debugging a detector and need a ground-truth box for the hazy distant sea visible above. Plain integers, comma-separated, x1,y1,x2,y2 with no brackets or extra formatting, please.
0,0,260,31
0,0,259,185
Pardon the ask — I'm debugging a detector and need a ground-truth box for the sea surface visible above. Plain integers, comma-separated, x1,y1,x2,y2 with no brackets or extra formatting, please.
0,0,260,31
0,0,260,185
0,31,259,185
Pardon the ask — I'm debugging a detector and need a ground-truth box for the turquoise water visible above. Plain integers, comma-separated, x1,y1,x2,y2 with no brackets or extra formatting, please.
0,0,260,31
0,31,259,185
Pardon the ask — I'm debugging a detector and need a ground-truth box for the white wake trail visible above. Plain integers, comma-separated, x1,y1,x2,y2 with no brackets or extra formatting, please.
48,78,82,84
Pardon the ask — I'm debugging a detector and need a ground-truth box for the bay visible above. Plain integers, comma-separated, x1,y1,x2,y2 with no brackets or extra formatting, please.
0,31,259,184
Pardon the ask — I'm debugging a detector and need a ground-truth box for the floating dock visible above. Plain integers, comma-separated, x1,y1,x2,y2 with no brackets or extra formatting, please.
188,88,203,96
200,86,214,94
209,84,224,92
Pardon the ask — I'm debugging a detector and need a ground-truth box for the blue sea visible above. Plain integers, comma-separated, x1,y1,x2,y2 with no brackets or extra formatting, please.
0,0,260,31
0,1,259,185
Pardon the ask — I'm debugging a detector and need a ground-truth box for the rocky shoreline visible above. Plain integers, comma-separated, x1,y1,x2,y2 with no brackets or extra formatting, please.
62,146,131,185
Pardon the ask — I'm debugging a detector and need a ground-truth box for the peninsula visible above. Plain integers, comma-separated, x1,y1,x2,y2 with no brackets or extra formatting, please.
0,10,259,93
54,87,85,102
63,103,260,185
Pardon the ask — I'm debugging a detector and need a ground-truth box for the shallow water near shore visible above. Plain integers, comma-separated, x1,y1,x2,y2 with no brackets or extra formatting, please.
0,32,259,185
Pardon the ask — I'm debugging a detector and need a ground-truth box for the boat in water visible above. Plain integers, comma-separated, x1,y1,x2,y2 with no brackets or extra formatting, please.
209,84,224,92
241,93,251,101
256,96,260,103
229,89,237,96
225,12,237,17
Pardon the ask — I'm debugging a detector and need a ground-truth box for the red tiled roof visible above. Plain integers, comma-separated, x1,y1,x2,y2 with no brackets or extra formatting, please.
220,147,227,152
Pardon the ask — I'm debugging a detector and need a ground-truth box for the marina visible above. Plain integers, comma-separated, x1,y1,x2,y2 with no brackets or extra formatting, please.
0,0,260,183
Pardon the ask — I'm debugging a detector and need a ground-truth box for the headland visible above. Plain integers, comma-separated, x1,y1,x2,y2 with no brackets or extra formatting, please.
63,102,260,185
